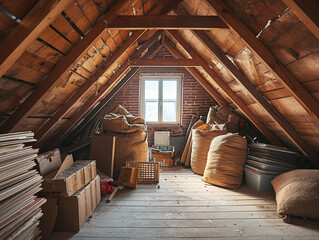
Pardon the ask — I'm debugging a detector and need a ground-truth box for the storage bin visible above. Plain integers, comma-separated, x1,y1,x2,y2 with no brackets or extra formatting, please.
246,159,294,173
244,165,279,192
126,161,160,184
247,154,296,169
248,143,301,163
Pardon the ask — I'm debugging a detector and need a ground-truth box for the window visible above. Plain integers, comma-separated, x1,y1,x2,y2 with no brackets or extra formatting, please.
141,76,181,124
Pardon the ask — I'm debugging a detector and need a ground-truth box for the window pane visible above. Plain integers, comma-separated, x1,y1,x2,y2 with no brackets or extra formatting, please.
145,80,158,100
163,81,177,100
163,101,176,122
145,101,158,121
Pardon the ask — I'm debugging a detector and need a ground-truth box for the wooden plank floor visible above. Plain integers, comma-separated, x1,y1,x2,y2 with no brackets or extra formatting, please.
54,166,319,239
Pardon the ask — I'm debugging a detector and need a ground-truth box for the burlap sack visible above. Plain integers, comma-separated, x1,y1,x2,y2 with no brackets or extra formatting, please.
102,131,148,179
110,104,130,115
271,170,319,220
103,115,146,133
191,127,227,175
206,106,240,133
202,133,247,189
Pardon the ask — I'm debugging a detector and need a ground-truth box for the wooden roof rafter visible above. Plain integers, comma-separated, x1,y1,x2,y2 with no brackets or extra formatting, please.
163,39,227,106
128,58,200,67
190,30,319,167
206,0,319,125
0,0,73,78
45,32,164,150
168,30,283,146
281,0,319,40
106,15,227,30
0,0,129,134
34,30,146,145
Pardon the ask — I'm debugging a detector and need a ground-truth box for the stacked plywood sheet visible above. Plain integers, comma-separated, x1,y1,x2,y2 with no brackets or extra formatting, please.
0,131,45,240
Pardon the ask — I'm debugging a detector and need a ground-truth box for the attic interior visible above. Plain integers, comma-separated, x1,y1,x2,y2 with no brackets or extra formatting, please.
0,0,319,239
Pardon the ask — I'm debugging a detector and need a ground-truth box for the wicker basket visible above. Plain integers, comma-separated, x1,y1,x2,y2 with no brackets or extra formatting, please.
126,161,160,184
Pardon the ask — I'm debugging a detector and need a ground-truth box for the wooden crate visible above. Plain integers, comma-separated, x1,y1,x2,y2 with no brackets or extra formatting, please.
126,161,160,184
151,146,174,167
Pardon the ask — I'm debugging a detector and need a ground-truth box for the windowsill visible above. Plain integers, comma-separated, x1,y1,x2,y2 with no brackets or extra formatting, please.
146,123,182,128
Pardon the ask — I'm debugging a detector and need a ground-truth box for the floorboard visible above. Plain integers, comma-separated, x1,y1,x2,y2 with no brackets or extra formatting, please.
51,166,319,239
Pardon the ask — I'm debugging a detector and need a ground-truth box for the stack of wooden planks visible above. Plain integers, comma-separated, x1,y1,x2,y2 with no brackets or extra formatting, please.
0,131,45,239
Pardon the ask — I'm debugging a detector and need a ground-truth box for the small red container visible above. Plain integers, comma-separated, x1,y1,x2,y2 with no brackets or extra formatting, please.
100,177,114,194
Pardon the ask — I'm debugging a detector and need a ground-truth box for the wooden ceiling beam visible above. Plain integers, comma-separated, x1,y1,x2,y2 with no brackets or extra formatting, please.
282,0,319,40
168,30,283,146
192,30,319,166
129,58,199,67
46,39,164,149
0,0,73,79
0,0,128,133
34,30,146,144
207,0,319,125
163,40,227,106
107,16,227,30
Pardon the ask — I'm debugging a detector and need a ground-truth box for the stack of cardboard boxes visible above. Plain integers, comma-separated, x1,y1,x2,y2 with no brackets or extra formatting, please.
35,149,101,238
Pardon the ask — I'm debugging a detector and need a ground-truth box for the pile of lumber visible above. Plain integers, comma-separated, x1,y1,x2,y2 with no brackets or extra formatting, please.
0,131,45,239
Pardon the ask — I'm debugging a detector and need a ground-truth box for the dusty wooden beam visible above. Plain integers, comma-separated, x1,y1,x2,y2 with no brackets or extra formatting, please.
207,0,319,125
129,58,199,67
34,30,145,144
0,0,128,133
45,35,163,148
163,40,227,106
282,0,319,40
168,30,283,146
192,30,319,166
107,16,227,30
0,0,73,79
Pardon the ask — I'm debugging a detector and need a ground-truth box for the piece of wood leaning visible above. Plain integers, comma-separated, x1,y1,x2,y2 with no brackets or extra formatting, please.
191,30,319,167
168,30,283,146
0,0,128,134
281,0,319,40
0,0,73,79
207,0,319,125
107,16,227,30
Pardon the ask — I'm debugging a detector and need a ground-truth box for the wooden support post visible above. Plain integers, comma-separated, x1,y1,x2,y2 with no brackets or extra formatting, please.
168,30,283,146
192,30,319,166
206,0,319,125
0,0,73,78
107,16,227,30
281,0,319,40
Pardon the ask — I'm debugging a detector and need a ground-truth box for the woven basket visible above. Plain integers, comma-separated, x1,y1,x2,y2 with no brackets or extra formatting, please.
126,161,160,184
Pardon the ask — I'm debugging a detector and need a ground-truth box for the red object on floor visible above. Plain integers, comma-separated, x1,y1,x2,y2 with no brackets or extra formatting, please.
100,177,114,194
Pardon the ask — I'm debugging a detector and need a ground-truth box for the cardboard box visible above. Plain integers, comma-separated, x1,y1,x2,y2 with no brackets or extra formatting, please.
35,149,61,176
90,134,116,178
54,175,101,232
41,159,97,197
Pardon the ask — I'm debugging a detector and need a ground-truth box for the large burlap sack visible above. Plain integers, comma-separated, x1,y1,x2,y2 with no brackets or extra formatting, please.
206,106,240,133
102,131,148,179
202,133,247,189
103,115,146,133
271,170,319,220
110,104,130,115
191,127,227,175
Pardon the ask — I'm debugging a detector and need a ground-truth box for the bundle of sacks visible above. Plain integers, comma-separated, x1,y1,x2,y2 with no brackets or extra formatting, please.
103,105,148,178
188,106,247,189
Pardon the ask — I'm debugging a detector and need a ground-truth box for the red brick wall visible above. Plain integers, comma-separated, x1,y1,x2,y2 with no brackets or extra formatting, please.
102,47,217,146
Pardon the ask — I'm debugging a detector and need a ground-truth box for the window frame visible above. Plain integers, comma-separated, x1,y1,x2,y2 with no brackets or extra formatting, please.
140,75,182,125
